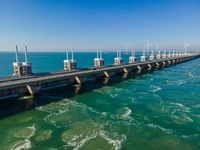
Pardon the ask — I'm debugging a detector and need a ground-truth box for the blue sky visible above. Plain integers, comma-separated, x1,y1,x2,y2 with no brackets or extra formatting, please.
0,0,199,51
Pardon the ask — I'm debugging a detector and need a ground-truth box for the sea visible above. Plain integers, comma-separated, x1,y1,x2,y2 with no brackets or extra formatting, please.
0,51,200,150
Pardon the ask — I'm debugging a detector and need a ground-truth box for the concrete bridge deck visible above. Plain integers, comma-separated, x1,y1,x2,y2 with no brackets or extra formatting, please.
0,54,199,100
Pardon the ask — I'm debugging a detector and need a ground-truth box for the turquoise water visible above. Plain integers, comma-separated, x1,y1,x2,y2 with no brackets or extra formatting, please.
0,52,200,150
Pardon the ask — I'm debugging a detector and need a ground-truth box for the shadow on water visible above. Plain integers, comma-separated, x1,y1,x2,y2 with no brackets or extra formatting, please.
0,66,164,119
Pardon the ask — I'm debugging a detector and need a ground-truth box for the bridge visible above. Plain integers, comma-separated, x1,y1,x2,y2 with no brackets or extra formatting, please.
0,53,199,100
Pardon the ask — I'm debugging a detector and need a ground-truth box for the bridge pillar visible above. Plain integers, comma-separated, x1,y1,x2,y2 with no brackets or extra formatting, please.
137,65,142,70
75,76,81,84
156,63,160,67
162,61,166,66
123,68,128,73
104,71,110,78
122,72,128,79
147,64,152,69
103,77,109,85
26,85,39,96
168,60,171,65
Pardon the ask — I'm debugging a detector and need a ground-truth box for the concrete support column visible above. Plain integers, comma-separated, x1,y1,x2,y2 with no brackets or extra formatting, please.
168,60,171,65
156,63,160,67
123,68,128,73
137,65,142,70
26,85,39,96
122,72,128,79
162,61,166,66
75,76,81,84
147,64,152,69
104,71,110,78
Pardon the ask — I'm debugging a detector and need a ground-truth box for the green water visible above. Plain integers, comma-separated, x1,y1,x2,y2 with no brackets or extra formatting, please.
0,58,200,150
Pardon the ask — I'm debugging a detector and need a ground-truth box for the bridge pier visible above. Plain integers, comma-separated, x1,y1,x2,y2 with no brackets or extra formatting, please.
162,61,166,66
155,62,160,68
147,64,152,69
123,68,128,73
26,85,40,96
74,76,82,84
167,60,171,65
122,72,128,79
104,71,110,78
137,65,142,70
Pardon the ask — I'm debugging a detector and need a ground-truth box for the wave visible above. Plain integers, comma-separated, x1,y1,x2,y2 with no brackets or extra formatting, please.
147,123,173,135
166,80,186,85
36,99,71,113
40,99,111,128
62,129,126,150
34,130,53,142
150,85,162,92
99,131,126,150
188,71,200,79
168,102,190,113
11,139,31,150
94,86,132,99
192,104,200,108
122,107,132,119
182,133,199,139
13,125,36,139
170,109,193,123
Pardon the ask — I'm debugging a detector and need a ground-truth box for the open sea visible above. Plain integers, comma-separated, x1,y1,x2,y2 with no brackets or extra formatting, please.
0,52,200,150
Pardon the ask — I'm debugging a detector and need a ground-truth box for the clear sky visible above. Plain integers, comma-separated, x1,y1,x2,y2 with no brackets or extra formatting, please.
0,0,199,51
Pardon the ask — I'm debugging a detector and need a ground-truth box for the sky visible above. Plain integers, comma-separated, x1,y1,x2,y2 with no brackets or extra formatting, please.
0,0,200,51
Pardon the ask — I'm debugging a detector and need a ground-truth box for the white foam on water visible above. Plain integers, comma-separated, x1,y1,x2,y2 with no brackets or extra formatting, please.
101,112,107,116
193,104,200,108
182,133,199,139
169,102,190,113
122,107,132,119
171,108,193,124
150,85,162,92
42,100,109,128
169,102,184,107
64,133,97,150
147,123,173,135
95,86,132,99
166,80,186,85
62,119,126,150
44,112,65,128
182,114,193,122
69,101,109,120
94,86,118,99
65,131,126,150
11,139,31,150
99,131,127,150
27,125,36,139
174,80,186,85
13,125,36,139
188,71,200,78
193,114,200,118
130,96,137,104
171,109,178,119
36,99,72,113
